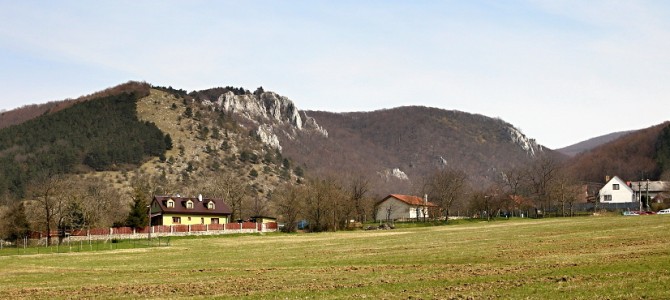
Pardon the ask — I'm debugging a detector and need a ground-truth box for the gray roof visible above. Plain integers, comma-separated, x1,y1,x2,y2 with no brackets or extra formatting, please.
629,181,670,192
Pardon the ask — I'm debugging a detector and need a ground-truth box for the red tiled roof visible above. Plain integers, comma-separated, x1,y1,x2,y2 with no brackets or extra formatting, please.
153,195,232,216
380,194,439,207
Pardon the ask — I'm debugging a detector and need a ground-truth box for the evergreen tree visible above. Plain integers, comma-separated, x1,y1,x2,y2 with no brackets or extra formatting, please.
164,134,173,150
126,187,149,228
184,107,193,118
126,198,149,228
1,201,31,242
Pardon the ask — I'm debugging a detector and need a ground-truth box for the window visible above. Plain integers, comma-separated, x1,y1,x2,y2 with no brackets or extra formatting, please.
201,218,205,224
211,218,219,224
186,200,194,209
188,217,191,221
167,199,175,208
604,195,612,201
172,217,181,224
613,184,619,190
207,201,215,210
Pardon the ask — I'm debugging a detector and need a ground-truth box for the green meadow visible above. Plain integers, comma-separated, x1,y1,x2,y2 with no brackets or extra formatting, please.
1,216,669,299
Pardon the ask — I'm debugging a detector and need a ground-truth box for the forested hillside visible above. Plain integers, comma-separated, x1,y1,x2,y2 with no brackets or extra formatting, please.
0,85,171,198
557,131,632,157
0,85,298,239
565,122,670,182
282,106,557,194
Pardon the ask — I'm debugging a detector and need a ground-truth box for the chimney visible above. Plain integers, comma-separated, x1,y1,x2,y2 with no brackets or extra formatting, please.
605,175,610,183
198,194,203,202
424,194,428,205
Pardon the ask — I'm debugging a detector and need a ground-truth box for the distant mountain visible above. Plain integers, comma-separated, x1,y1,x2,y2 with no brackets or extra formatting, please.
282,108,559,194
565,122,670,183
557,131,632,157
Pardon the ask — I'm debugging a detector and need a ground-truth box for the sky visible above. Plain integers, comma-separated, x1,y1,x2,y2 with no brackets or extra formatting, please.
1,1,669,149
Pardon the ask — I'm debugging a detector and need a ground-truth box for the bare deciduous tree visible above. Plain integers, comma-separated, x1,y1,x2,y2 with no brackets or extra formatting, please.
302,178,347,232
27,174,70,245
551,171,584,217
526,155,560,216
200,170,249,221
348,175,370,223
67,177,126,228
422,167,469,222
272,183,305,232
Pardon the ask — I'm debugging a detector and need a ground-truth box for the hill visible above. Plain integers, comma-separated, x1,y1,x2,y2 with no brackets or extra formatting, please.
0,83,172,198
0,82,568,228
565,122,670,183
0,83,563,198
0,82,153,130
279,107,559,194
556,131,632,157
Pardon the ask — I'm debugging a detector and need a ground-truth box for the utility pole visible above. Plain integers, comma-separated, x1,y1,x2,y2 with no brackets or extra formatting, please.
638,181,642,212
646,179,650,211
146,204,151,241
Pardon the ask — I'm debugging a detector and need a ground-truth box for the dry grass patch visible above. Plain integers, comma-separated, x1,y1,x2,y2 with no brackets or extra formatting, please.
2,216,670,299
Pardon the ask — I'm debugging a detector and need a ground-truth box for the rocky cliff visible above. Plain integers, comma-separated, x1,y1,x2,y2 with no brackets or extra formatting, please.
201,90,328,151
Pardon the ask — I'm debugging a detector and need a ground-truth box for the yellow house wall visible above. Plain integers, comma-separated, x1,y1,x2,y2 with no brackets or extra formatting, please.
161,214,229,225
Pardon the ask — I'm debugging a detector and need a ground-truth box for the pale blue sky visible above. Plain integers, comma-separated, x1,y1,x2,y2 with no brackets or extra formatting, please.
1,1,669,149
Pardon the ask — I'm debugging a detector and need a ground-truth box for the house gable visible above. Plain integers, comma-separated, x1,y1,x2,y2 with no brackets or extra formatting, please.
599,176,635,203
375,194,438,221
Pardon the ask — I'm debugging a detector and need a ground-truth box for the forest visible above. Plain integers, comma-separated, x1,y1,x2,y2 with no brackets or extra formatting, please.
0,89,170,199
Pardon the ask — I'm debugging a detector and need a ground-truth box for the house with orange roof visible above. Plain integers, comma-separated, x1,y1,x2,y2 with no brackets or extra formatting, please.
374,194,439,222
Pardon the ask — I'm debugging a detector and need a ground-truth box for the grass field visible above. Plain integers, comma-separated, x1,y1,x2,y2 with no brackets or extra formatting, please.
1,216,669,299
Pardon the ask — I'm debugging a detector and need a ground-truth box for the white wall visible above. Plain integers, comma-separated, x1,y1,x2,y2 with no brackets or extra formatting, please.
375,198,430,221
599,176,635,203
375,198,411,221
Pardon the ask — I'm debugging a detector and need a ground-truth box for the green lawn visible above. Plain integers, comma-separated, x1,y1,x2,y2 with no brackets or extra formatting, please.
1,216,669,299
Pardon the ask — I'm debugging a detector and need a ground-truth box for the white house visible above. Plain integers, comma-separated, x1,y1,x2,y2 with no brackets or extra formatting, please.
599,176,635,203
375,194,438,222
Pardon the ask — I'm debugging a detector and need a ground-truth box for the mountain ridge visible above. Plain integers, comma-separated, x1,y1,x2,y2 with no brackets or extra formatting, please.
0,82,571,199
557,131,633,157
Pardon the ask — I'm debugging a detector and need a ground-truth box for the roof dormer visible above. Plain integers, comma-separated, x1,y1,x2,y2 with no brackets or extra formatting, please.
207,201,216,210
185,199,194,209
166,199,175,208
